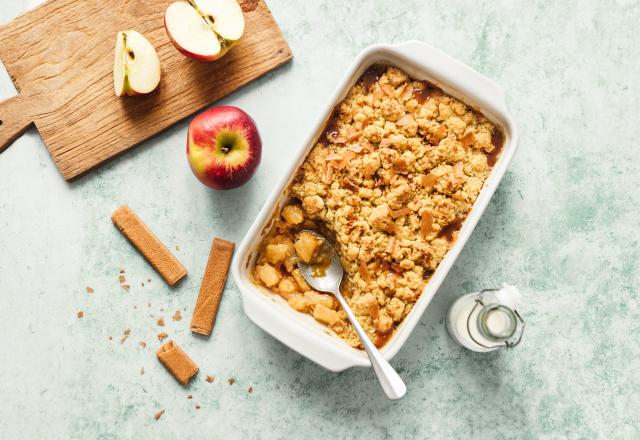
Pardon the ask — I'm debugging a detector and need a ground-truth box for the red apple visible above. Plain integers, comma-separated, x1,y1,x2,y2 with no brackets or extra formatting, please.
187,106,261,189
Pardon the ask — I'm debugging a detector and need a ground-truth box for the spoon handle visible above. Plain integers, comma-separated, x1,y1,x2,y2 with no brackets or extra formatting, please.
332,289,407,400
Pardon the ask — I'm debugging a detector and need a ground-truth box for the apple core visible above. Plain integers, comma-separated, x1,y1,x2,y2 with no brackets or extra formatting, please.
214,130,249,166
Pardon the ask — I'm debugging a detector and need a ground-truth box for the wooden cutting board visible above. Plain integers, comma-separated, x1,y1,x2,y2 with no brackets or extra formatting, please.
0,0,291,180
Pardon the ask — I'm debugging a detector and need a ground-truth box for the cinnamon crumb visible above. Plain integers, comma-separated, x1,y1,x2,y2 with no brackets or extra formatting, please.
77,310,84,319
172,310,182,322
248,386,254,393
228,378,236,385
140,367,144,375
121,284,130,291
154,409,165,420
147,278,151,283
187,395,192,399
141,282,144,287
385,236,396,254
176,245,180,251
195,404,201,410
420,211,433,237
390,207,411,219
157,318,165,327
139,341,147,348
119,275,126,283
157,332,168,342
460,132,475,148
86,287,94,294
359,261,372,285
205,375,214,383
108,336,113,341
120,268,125,274
420,173,437,188
120,328,131,344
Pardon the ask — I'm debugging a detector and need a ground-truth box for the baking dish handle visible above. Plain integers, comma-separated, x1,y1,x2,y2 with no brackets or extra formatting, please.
389,40,507,111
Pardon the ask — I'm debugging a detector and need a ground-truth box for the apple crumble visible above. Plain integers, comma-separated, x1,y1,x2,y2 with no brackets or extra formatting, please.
252,65,503,348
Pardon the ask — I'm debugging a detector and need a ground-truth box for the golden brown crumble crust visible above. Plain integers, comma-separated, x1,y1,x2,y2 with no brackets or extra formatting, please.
253,65,503,348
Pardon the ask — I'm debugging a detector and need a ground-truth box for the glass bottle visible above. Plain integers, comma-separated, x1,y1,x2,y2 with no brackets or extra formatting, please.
446,285,525,352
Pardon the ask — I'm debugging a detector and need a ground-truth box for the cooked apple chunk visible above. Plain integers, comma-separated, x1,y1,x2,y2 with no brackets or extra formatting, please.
282,205,304,225
288,295,312,312
264,243,292,264
291,268,311,291
255,263,280,287
294,231,322,263
304,290,336,310
276,278,298,298
313,304,339,326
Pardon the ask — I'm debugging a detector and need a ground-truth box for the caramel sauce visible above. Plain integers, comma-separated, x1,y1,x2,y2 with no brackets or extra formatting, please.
340,177,358,192
310,255,331,278
382,261,404,275
321,106,341,144
308,240,334,278
360,64,386,92
486,129,504,166
412,81,439,103
373,331,393,348
438,218,463,241
310,264,328,278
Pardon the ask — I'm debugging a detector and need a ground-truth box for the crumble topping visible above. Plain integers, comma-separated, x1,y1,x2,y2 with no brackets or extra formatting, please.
253,65,503,348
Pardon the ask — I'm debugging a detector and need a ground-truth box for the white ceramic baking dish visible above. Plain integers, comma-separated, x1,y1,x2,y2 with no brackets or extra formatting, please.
231,40,518,372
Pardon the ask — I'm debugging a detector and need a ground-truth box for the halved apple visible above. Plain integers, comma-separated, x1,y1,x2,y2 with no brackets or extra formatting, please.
164,0,245,62
113,30,161,97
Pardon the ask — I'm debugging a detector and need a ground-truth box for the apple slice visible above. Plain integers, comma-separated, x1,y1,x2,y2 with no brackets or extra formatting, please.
195,0,245,43
113,30,161,97
164,0,245,62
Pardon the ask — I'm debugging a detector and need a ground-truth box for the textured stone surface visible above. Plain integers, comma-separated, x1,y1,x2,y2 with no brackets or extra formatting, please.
1,0,638,438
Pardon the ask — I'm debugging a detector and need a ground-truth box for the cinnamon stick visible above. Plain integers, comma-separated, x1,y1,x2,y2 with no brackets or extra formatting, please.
190,238,235,336
111,205,187,286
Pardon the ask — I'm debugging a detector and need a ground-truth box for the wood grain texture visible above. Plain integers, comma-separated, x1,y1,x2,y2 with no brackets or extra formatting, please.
0,0,291,180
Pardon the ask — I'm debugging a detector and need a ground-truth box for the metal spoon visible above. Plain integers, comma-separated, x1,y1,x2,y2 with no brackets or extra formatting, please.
296,230,407,400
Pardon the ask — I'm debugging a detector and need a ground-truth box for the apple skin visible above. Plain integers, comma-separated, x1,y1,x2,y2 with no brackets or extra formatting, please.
187,106,262,190
120,79,143,97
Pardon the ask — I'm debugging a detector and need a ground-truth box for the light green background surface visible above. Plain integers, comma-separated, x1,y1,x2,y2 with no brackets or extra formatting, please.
1,1,638,438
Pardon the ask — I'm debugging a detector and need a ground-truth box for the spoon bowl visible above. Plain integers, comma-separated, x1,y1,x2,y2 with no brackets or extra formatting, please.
295,231,344,293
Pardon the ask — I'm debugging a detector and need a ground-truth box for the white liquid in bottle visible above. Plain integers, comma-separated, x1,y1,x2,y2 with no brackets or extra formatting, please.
446,285,523,352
